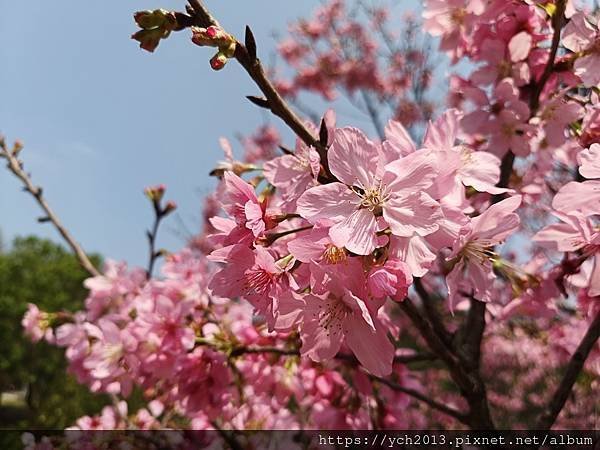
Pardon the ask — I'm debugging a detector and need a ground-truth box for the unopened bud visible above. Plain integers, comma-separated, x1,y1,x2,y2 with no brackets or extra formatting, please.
134,9,177,31
163,200,177,215
191,26,235,48
144,184,166,202
13,140,24,156
132,9,177,52
210,52,229,71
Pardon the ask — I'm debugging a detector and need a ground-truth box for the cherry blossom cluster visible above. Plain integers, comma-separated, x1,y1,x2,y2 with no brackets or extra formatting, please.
274,0,436,128
18,0,600,435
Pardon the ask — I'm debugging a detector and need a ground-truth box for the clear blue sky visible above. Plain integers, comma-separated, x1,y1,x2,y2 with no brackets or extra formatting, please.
0,0,418,267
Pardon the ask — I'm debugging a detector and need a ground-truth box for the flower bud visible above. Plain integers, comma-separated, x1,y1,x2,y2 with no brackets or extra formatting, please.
144,184,166,203
163,200,177,215
191,26,236,49
210,52,229,71
134,9,177,31
132,9,177,52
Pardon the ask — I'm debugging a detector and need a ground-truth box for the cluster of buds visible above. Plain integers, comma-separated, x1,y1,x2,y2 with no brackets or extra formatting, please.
191,26,237,70
132,9,178,53
144,184,177,216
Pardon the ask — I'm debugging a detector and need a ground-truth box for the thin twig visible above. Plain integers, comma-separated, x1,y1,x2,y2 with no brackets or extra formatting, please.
0,139,100,277
370,374,469,425
537,310,600,430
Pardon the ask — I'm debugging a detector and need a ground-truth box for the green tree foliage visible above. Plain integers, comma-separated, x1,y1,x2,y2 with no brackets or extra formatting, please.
0,236,108,429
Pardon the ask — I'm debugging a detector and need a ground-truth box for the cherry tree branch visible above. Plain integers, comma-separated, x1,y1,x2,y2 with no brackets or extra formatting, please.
414,278,453,347
369,374,469,425
0,138,100,277
186,0,330,172
530,0,567,113
538,310,600,430
196,338,458,420
492,0,567,205
398,298,495,429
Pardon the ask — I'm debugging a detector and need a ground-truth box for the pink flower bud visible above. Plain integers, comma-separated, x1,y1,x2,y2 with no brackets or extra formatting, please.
210,52,228,71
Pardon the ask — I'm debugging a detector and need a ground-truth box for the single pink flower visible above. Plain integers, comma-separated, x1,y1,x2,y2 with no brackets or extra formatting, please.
446,196,522,309
221,171,270,238
297,127,442,255
533,210,600,296
263,142,320,210
300,290,393,377
562,13,600,88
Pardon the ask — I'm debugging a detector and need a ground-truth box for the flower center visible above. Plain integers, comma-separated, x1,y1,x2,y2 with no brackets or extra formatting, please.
461,239,497,263
451,8,467,25
244,268,274,295
353,180,390,216
317,298,349,336
323,245,348,264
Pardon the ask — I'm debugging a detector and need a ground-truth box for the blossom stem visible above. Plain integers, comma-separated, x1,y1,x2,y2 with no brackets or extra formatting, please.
0,138,100,277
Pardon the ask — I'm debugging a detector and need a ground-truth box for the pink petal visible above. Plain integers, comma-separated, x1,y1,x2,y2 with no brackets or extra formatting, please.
384,149,438,194
390,235,436,277
383,120,416,157
470,195,522,243
423,109,460,152
508,31,532,62
532,223,585,252
579,144,600,179
344,314,393,377
552,181,600,215
297,183,359,223
384,192,442,237
329,209,379,255
460,150,508,194
328,127,379,187
562,13,595,53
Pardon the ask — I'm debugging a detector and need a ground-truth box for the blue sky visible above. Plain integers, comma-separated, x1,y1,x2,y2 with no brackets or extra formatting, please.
0,0,422,267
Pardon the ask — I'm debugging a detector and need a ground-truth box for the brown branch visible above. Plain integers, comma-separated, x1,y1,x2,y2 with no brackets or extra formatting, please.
370,374,469,425
398,298,495,429
538,310,600,430
0,138,100,277
186,0,330,174
530,0,567,113
492,1,567,205
414,278,453,347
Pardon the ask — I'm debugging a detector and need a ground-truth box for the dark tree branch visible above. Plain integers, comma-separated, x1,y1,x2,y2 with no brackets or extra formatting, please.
538,310,600,430
186,0,331,175
398,298,495,429
414,278,453,347
370,374,469,425
530,0,567,113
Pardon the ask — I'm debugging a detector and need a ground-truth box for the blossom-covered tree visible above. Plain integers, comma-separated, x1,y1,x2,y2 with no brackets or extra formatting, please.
2,0,599,439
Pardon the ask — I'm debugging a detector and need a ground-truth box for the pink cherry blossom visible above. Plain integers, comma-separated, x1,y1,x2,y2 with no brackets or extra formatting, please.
562,13,600,87
446,196,522,309
297,127,442,255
